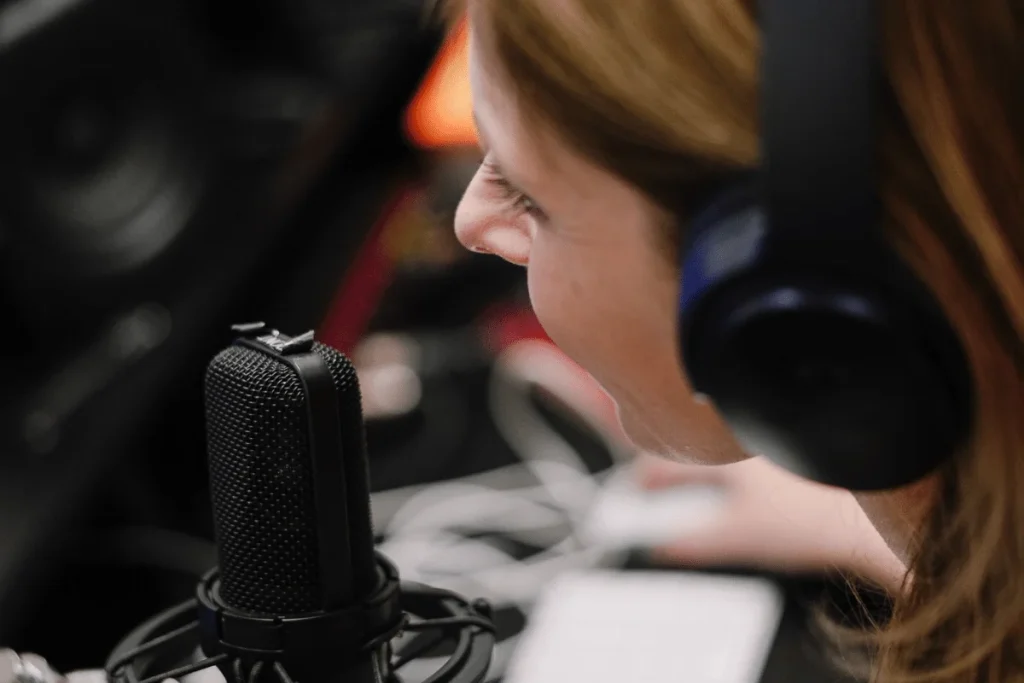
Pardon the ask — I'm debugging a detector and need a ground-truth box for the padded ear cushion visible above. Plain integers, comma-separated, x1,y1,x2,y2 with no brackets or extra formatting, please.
679,187,972,491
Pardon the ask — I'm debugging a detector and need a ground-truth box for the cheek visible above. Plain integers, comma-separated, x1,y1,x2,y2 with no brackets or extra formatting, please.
524,234,619,366
528,232,678,361
523,232,745,464
524,235,672,417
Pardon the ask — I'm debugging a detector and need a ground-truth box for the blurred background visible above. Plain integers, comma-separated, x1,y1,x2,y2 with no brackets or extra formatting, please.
0,3,869,681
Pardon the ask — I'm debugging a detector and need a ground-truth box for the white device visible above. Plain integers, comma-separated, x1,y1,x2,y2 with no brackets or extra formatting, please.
504,570,785,683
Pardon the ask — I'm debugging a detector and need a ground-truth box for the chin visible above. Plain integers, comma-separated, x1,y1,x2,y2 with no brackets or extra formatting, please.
609,380,751,466
614,402,671,455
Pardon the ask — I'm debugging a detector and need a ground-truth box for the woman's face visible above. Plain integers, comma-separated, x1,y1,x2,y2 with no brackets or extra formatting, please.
454,22,746,465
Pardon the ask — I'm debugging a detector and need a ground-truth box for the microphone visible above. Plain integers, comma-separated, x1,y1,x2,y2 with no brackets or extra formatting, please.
106,324,495,683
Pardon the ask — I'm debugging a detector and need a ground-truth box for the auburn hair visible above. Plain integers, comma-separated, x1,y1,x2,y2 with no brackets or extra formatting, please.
443,1,1024,681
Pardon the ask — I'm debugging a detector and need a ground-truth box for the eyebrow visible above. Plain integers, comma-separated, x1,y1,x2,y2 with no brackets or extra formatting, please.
472,110,490,153
471,109,545,204
473,110,521,180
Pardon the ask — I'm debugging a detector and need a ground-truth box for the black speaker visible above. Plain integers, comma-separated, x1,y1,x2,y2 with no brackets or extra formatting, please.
0,0,296,354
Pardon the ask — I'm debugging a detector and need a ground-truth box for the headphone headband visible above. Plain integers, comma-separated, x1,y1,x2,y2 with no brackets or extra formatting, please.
763,0,879,244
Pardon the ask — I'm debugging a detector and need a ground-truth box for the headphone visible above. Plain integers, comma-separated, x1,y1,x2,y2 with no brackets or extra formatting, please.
677,1,973,491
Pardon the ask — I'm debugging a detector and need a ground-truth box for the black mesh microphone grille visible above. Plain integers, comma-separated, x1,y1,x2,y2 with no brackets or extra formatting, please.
204,340,375,615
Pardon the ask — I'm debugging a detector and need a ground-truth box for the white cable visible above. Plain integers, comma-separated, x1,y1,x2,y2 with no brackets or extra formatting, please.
379,340,631,623
486,367,597,526
386,478,571,535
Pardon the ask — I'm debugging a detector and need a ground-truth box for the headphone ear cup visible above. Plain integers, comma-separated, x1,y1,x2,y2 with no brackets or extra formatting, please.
679,189,971,491
682,276,966,490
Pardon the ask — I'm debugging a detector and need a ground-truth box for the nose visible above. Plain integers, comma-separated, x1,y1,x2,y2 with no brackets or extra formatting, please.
454,171,531,266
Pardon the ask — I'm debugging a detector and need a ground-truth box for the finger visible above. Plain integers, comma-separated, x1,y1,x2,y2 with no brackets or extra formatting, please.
633,453,731,490
20,655,56,672
0,650,17,683
651,511,881,576
652,529,838,573
67,674,107,683
648,520,748,567
648,502,836,571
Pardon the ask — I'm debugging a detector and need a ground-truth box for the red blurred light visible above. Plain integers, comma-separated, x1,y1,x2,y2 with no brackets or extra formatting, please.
405,19,476,150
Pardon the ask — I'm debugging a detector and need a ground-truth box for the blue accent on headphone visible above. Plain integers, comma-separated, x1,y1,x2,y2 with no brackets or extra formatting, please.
681,186,767,314
677,178,972,490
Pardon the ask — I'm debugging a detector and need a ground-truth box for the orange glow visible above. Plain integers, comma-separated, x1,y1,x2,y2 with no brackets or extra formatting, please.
405,19,477,149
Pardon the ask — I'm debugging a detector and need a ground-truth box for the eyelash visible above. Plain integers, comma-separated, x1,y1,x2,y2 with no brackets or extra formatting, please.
482,159,544,219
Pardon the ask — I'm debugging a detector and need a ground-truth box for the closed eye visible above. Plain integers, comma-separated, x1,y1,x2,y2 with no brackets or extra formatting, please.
481,156,546,221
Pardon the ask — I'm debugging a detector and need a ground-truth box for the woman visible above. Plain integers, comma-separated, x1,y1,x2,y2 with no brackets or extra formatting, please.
449,1,1024,681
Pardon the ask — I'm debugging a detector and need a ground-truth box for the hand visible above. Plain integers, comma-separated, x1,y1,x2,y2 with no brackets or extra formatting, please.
634,454,905,591
0,652,115,683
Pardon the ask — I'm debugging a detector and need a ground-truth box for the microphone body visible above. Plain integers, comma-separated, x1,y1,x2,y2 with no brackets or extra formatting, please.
204,326,378,613
106,324,494,683
200,324,392,683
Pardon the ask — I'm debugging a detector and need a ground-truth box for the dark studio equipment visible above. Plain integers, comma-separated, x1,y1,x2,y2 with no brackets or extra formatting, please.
278,0,434,96
677,0,972,491
107,325,495,683
0,0,447,651
0,0,346,435
0,0,260,349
